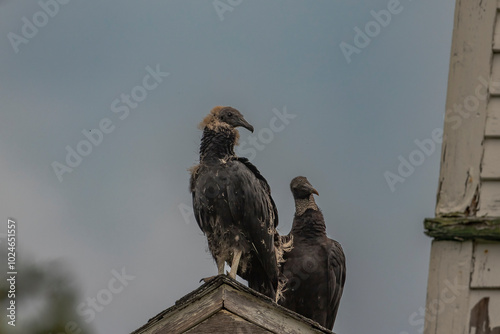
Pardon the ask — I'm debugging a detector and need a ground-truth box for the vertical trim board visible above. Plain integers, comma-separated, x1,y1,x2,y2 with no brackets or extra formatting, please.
436,0,497,216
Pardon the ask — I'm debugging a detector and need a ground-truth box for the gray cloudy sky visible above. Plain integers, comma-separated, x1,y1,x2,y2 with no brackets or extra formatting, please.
0,0,455,333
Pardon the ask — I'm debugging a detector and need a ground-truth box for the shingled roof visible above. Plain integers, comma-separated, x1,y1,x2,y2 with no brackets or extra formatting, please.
131,275,334,334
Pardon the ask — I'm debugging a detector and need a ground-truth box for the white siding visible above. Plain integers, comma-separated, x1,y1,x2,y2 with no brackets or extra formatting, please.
485,97,500,136
424,241,473,334
493,0,500,52
478,7,500,216
425,241,500,334
471,243,500,288
490,55,500,96
480,140,500,179
478,182,500,216
436,0,496,216
468,291,500,332
427,1,500,334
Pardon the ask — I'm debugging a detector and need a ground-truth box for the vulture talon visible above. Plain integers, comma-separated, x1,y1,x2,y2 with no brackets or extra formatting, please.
199,276,217,284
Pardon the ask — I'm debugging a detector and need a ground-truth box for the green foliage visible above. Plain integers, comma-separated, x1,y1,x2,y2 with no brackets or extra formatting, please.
0,247,94,334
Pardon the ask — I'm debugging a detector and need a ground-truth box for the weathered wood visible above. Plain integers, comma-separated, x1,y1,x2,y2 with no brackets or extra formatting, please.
480,9,500,216
468,291,500,332
491,55,500,96
222,286,332,334
184,310,270,334
478,182,500,217
424,217,500,241
495,15,500,52
480,139,500,179
471,243,500,289
436,0,496,216
485,98,500,136
131,276,333,334
426,1,500,334
153,288,223,334
424,240,473,334
131,277,228,334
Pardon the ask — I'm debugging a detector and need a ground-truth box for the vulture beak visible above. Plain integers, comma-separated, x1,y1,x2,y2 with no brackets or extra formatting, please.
305,183,319,196
237,116,254,133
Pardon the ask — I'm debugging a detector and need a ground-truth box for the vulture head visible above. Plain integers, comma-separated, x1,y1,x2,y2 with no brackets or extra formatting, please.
290,176,319,199
200,106,254,133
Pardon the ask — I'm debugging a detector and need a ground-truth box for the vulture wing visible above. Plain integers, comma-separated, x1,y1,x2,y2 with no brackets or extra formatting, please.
326,239,346,329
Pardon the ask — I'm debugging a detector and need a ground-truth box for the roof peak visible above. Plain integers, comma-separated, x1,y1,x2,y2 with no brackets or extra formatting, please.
131,275,334,334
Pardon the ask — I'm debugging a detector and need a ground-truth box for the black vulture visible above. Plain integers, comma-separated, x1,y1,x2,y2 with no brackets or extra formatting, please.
190,106,280,300
279,176,346,330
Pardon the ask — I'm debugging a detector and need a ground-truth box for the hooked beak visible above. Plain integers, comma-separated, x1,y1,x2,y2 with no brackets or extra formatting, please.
305,183,319,196
237,117,254,133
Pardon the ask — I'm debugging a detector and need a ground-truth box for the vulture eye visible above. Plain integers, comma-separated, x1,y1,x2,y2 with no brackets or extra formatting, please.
227,112,233,117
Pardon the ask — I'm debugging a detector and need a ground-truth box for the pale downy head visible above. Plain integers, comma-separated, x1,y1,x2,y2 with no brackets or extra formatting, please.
199,106,254,133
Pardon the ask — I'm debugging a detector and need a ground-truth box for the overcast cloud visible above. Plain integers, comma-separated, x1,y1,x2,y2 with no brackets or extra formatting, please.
0,1,455,333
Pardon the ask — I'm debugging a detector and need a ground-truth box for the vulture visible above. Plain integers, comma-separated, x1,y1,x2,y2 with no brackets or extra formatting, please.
190,106,281,300
279,176,346,330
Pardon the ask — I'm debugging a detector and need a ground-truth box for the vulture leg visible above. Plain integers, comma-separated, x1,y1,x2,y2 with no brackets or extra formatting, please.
228,249,242,279
200,257,226,283
217,257,225,275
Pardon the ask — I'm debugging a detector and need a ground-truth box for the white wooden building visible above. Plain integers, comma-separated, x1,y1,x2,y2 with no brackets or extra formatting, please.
424,0,500,333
